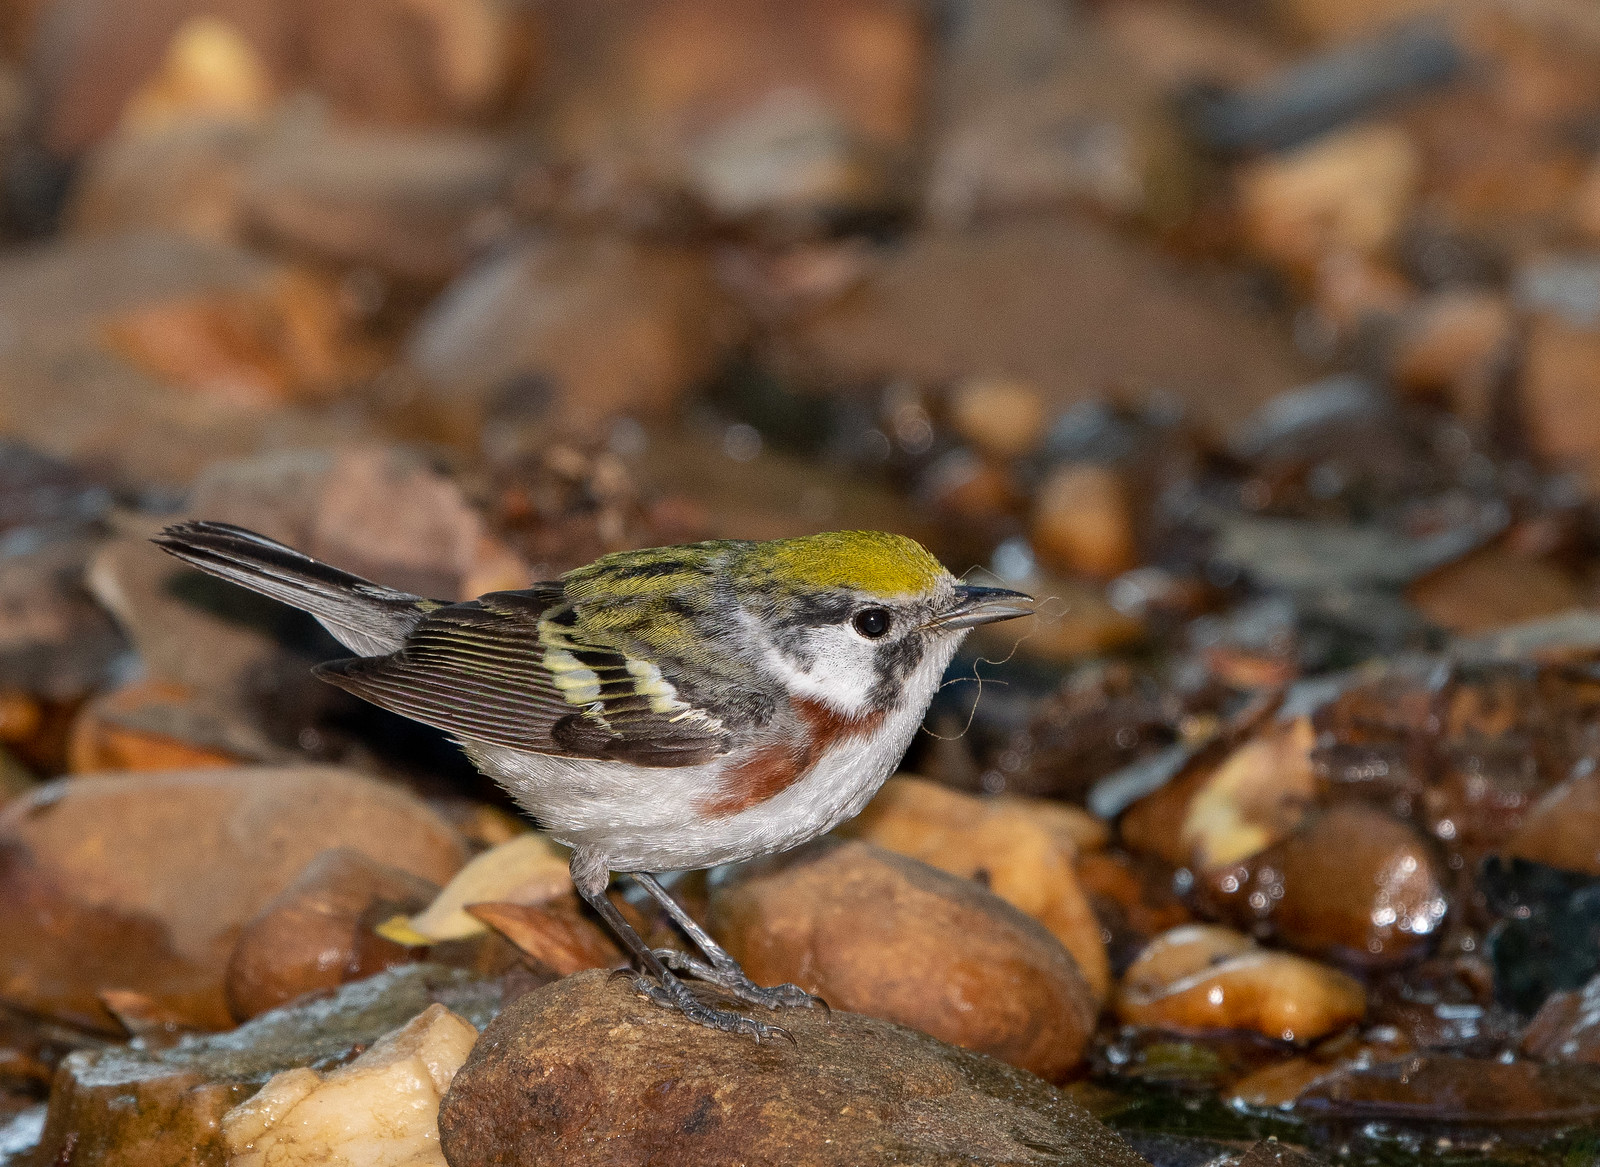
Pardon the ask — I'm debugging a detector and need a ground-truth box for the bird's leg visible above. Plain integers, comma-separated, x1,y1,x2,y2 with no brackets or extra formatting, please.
568,848,792,1043
632,871,827,1012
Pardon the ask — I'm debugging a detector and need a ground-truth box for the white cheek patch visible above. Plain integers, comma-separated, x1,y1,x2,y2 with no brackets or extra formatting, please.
762,626,879,716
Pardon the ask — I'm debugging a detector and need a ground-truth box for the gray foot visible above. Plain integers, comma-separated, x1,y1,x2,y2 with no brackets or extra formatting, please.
626,968,795,1043
652,948,829,1012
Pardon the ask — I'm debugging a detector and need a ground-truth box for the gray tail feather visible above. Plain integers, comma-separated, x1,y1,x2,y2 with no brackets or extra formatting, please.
153,520,428,657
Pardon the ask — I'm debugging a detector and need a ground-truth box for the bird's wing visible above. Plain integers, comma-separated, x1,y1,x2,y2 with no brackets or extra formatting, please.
313,587,730,767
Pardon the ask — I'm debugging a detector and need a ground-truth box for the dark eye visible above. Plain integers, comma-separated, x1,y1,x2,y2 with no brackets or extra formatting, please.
852,608,891,638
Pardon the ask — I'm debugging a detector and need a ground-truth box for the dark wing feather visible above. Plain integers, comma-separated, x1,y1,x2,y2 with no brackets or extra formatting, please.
313,587,729,767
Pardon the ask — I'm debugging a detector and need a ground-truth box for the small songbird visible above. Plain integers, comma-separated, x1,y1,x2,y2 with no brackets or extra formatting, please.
155,521,1032,1040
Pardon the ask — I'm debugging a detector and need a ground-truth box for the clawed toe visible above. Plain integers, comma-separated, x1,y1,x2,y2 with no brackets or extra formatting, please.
628,970,794,1043
648,949,827,1012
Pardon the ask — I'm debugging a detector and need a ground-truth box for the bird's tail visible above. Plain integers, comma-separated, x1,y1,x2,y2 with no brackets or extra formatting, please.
153,520,429,657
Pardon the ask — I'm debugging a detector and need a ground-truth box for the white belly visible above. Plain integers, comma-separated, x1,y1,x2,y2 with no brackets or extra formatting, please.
462,639,955,872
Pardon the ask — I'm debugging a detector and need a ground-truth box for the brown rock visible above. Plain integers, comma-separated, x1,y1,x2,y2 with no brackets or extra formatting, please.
1236,124,1421,279
404,236,742,444
0,766,466,1031
924,0,1199,225
68,679,250,774
292,0,541,128
780,216,1306,433
1407,543,1583,636
541,0,929,225
1309,251,1413,338
66,119,259,243
1503,767,1600,875
1521,312,1600,489
0,234,383,488
438,967,1147,1167
101,266,354,408
187,445,529,601
710,840,1097,1082
1576,160,1600,243
946,376,1048,461
32,963,508,1167
1181,716,1316,874
1115,924,1365,1044
1391,290,1514,409
1524,974,1600,1064
224,848,439,1022
966,573,1144,664
25,0,541,158
843,776,1111,1003
0,533,127,704
114,15,273,136
240,122,516,285
633,431,930,544
1209,804,1447,968
1296,1054,1600,1126
1031,463,1138,581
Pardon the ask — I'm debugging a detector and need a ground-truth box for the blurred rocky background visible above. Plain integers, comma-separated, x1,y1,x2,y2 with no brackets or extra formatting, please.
6,0,1600,1164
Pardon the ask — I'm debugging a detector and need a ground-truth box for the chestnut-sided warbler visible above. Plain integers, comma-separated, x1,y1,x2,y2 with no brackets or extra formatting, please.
156,521,1032,1040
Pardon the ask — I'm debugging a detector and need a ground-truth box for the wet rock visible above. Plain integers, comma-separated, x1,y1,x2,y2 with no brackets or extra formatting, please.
1503,766,1600,875
188,445,529,600
438,967,1147,1167
1236,1141,1328,1167
1031,463,1138,581
1209,804,1447,968
1482,856,1600,1014
1523,974,1600,1064
1407,544,1582,636
225,848,439,1022
1235,123,1421,278
404,236,742,444
540,0,929,227
32,964,506,1167
1115,925,1364,1044
710,840,1097,1081
780,216,1305,433
842,776,1111,1002
222,1002,477,1167
1181,716,1315,874
240,122,516,285
0,766,466,1031
1295,1054,1600,1126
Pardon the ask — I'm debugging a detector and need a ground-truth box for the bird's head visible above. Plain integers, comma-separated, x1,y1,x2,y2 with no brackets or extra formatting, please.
728,531,1033,717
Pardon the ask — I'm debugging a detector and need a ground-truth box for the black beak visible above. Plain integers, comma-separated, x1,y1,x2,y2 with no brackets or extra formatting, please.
928,583,1035,631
